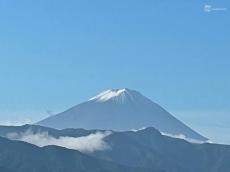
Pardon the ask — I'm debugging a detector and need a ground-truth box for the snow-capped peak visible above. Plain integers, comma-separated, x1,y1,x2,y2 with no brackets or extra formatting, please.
89,88,135,103
38,88,208,142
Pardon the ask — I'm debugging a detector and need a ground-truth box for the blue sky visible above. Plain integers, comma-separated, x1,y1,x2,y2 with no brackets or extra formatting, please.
0,0,229,143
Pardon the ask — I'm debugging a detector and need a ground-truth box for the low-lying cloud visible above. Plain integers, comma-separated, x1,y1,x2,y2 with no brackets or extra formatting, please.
161,132,213,144
7,130,111,153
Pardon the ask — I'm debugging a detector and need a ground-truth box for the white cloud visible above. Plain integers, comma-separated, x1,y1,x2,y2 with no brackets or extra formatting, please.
161,132,213,144
7,130,111,153
171,110,230,144
131,127,147,132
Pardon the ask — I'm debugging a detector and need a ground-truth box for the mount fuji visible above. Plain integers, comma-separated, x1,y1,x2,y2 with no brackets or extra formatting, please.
37,88,207,141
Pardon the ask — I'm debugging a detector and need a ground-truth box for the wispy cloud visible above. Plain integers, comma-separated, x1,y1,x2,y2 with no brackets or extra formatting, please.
7,130,111,153
171,110,230,144
161,132,213,144
131,127,147,132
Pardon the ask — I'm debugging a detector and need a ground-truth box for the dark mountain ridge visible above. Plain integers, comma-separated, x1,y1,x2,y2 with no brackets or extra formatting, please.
0,125,229,172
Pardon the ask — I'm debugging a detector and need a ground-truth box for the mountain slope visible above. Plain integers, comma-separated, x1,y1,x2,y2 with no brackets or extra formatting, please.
37,88,207,141
94,128,230,172
0,125,229,172
0,136,161,172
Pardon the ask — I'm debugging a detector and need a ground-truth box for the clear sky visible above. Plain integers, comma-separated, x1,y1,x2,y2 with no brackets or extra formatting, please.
0,0,229,144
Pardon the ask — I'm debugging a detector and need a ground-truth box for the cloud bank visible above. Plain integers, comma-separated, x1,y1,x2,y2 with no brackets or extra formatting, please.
7,130,111,153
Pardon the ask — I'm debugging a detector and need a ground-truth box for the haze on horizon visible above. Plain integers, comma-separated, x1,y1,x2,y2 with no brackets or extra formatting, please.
0,0,229,144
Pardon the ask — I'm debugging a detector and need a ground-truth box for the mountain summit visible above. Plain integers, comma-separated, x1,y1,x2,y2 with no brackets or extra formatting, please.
89,88,146,104
37,88,207,141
